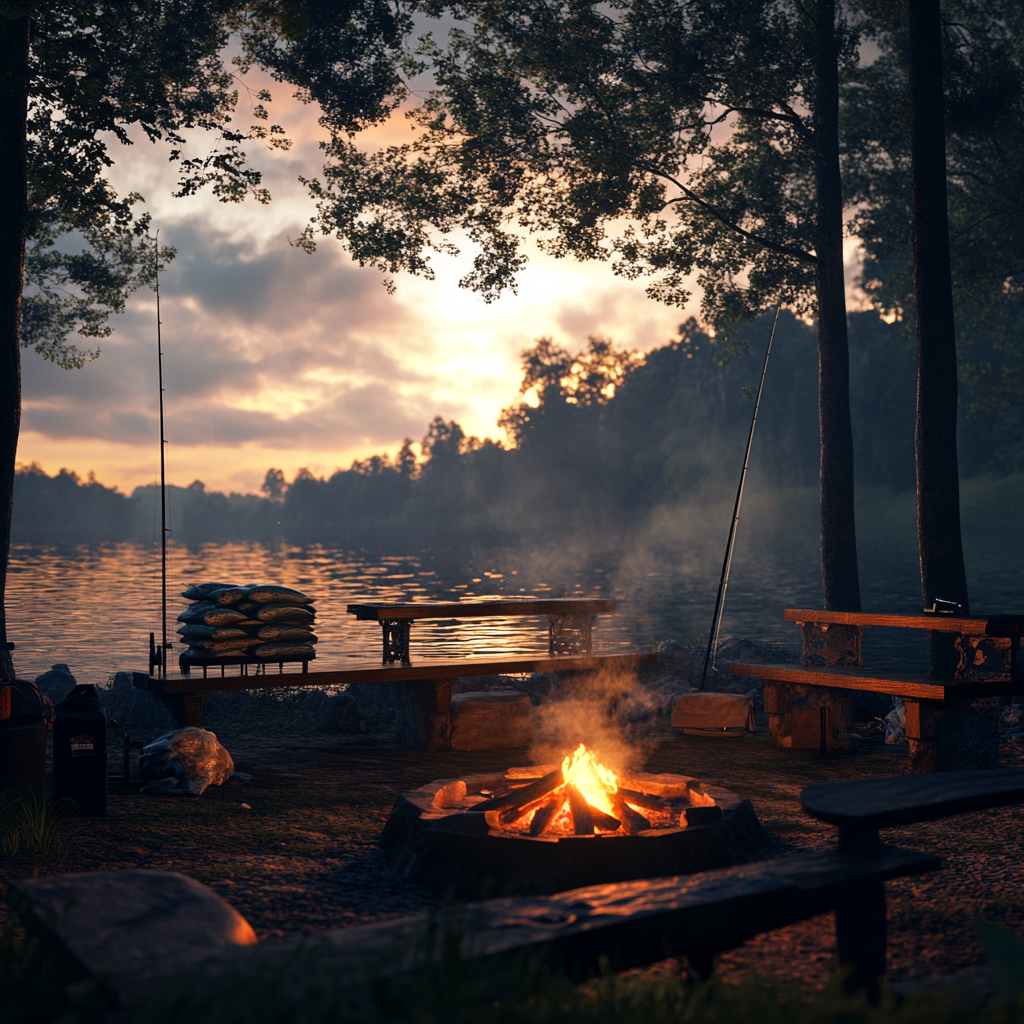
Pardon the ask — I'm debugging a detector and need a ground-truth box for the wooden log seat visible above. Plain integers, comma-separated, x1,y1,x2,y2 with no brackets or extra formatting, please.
16,768,1024,1003
449,690,533,750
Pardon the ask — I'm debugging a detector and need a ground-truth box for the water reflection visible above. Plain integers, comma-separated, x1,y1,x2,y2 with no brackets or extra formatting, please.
6,534,1022,684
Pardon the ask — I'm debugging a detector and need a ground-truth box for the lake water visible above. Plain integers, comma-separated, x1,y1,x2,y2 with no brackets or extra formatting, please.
8,488,1023,684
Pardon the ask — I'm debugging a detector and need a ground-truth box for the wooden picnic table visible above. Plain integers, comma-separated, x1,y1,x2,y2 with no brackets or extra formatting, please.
346,598,615,664
730,608,1024,769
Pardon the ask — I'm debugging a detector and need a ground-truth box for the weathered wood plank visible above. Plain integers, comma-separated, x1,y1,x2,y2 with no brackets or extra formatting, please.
347,598,615,621
729,661,1023,699
163,652,655,695
800,767,1024,829
234,845,938,981
784,609,990,634
12,849,939,1001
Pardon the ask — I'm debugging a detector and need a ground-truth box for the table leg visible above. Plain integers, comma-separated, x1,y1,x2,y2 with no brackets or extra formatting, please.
381,619,412,664
547,614,594,655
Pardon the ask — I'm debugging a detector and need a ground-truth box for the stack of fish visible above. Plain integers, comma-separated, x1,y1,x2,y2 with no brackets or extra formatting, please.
177,582,317,662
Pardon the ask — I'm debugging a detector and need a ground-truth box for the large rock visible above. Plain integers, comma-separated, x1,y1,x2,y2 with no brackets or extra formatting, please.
312,692,365,733
126,688,176,735
34,663,77,702
139,727,234,795
450,690,532,750
7,870,256,1001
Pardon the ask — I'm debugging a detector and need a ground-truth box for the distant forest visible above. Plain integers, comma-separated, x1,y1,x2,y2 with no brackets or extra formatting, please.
13,312,1024,547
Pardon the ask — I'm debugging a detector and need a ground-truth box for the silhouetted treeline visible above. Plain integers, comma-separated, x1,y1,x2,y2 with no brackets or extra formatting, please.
13,312,1023,546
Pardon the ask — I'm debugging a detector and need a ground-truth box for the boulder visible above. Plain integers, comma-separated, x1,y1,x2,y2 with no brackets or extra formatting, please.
109,671,134,695
302,688,328,712
34,663,77,702
313,692,365,733
126,689,176,734
139,727,234,795
7,870,256,1001
450,690,532,750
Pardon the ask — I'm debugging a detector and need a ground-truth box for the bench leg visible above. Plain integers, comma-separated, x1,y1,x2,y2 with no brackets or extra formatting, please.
834,878,886,1002
182,694,204,728
904,697,999,772
395,679,452,751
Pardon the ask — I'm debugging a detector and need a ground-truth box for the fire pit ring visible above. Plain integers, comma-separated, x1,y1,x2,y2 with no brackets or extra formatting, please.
382,764,771,897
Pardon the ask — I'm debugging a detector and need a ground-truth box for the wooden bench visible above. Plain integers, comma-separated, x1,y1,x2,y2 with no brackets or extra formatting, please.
136,598,654,750
347,598,614,664
15,767,1024,1002
730,609,1024,769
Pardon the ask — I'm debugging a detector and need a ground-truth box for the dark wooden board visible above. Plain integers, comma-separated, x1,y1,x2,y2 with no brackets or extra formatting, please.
729,660,1023,699
234,845,937,981
347,598,615,621
784,609,990,634
800,768,1024,829
163,652,655,695
12,847,938,999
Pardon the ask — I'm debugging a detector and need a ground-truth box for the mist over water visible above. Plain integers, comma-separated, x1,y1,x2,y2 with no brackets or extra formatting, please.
9,478,1022,684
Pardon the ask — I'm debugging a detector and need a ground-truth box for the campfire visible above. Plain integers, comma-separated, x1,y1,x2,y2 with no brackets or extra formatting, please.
381,742,769,896
474,743,720,837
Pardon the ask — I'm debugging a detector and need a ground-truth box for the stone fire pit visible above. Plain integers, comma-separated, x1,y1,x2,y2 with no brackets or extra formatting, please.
381,765,770,897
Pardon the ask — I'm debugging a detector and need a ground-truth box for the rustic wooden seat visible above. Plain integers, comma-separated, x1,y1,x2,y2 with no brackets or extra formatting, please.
17,768,1024,1002
728,608,1024,767
347,598,615,664
136,649,656,750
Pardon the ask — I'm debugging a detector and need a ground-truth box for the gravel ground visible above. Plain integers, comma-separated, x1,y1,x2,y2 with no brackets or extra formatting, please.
3,680,1023,993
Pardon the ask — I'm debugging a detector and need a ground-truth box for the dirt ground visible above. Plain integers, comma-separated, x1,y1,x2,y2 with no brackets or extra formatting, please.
4,685,1024,994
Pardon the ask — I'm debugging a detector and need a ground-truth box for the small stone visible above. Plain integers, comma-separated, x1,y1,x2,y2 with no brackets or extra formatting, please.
313,692,365,733
999,704,1024,736
885,701,907,744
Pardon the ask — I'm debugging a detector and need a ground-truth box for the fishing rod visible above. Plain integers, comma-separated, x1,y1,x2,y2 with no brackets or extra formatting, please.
698,305,782,692
155,231,169,679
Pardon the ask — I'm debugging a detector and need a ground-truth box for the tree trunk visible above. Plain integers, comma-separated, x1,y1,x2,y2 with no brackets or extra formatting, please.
814,0,861,612
0,15,29,682
908,0,970,676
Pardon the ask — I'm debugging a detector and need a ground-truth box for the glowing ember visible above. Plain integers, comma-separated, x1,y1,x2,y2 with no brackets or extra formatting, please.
560,743,618,816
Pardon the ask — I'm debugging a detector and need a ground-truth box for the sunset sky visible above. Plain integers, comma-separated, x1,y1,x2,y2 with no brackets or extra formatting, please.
17,59,865,497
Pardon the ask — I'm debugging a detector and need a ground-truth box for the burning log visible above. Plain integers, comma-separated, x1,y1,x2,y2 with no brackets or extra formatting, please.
617,788,667,813
566,785,594,835
590,806,622,832
475,770,563,812
528,795,561,836
610,793,652,835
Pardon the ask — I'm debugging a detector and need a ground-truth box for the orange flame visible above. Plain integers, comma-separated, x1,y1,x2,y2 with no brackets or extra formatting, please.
560,743,618,816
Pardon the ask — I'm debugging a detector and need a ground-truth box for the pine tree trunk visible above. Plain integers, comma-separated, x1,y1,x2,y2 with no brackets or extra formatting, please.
814,0,861,612
908,0,970,676
0,15,29,681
